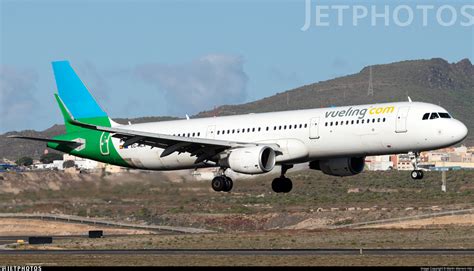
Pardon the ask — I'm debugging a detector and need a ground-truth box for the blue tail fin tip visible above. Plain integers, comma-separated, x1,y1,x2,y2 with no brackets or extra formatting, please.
52,60,107,119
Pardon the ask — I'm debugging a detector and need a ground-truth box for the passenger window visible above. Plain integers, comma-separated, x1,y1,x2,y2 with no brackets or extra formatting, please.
377,118,380,122
361,120,364,124
325,122,328,126
198,132,200,136
372,119,375,123
356,120,359,124
258,127,261,132
351,120,354,125
422,113,430,120
330,122,333,126
252,128,255,132
299,124,302,128
304,124,308,128
439,113,451,119
430,113,439,120
383,118,386,122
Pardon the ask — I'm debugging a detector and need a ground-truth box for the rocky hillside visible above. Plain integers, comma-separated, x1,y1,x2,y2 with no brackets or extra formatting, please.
1,58,472,160
198,58,473,140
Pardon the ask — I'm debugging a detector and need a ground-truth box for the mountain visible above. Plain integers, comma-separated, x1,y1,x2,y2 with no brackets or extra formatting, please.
197,57,473,143
1,58,472,161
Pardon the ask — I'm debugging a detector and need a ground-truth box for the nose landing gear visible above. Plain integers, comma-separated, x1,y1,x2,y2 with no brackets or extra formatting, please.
409,151,424,180
411,169,424,180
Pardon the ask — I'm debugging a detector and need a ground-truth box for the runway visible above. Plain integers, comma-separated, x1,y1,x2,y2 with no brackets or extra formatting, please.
1,248,474,255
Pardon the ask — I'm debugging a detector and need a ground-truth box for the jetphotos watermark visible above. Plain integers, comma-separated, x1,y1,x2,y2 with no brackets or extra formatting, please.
301,0,474,31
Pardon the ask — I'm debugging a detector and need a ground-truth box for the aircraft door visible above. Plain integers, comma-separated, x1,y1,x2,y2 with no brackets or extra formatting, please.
395,107,410,133
309,117,320,139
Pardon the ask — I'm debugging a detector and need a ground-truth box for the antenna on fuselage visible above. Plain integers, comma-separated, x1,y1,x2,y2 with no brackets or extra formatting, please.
185,114,190,120
407,96,413,103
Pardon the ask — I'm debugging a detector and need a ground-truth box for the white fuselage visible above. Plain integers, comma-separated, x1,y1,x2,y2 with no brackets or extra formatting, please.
112,101,468,170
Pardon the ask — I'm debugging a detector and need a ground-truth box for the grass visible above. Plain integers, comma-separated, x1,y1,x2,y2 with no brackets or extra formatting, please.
0,254,472,266
21,226,473,250
0,169,473,229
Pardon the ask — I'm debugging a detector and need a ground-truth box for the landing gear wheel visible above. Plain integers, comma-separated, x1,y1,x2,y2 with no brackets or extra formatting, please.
409,152,424,180
223,177,233,192
272,178,282,193
272,164,294,193
272,177,293,193
417,170,424,179
211,176,226,192
282,178,293,193
411,170,424,180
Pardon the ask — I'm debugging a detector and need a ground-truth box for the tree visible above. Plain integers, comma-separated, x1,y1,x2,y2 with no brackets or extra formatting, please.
40,153,63,164
63,160,75,169
16,157,33,166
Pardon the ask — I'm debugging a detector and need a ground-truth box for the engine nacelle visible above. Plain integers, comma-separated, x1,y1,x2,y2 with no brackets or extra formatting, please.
309,157,365,177
223,146,276,174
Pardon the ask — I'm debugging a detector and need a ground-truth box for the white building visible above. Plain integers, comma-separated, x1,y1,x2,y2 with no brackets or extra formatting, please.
365,155,393,171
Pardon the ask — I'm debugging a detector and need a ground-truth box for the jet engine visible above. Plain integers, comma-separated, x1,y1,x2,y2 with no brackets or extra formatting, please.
223,146,276,174
309,157,365,177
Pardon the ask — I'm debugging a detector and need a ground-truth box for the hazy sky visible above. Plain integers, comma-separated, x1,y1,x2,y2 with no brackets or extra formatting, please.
1,0,473,132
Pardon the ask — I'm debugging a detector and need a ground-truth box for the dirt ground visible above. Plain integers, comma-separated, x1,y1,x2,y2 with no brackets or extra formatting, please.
363,214,474,229
0,254,472,266
0,219,153,236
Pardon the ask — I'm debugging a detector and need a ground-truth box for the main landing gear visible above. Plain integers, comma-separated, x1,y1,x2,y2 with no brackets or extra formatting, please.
409,151,424,180
211,169,233,192
272,164,293,193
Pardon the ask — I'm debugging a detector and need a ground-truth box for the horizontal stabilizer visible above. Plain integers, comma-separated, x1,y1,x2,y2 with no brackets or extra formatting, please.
7,135,83,148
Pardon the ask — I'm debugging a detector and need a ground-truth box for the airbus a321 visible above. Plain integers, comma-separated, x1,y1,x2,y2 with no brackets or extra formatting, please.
10,61,469,193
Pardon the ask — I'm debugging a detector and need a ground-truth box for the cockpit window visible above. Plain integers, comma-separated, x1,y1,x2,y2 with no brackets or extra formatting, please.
430,112,439,120
422,113,430,120
439,112,451,119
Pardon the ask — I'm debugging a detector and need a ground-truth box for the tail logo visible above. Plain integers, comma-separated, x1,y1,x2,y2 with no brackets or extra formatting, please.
100,132,111,156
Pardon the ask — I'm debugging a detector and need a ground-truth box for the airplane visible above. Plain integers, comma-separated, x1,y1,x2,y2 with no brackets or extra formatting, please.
9,61,468,193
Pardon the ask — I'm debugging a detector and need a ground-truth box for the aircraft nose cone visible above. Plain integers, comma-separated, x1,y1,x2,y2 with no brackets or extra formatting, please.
453,120,468,143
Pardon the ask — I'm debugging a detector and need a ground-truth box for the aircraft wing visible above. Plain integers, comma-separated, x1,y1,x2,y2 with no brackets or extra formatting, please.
70,118,276,164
